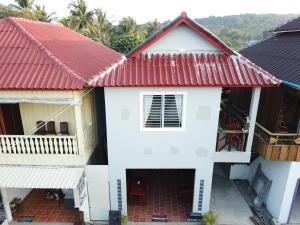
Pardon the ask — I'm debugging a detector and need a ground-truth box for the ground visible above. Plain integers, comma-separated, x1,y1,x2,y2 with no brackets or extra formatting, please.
210,165,254,225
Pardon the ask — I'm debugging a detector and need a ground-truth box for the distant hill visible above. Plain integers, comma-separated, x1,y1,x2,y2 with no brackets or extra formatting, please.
194,14,298,50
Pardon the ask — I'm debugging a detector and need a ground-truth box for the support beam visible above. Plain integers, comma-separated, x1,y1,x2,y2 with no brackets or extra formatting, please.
1,188,12,221
245,87,261,153
74,93,85,156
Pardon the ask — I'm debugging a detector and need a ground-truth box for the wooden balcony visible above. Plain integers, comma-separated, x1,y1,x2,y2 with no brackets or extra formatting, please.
254,123,300,161
0,135,85,165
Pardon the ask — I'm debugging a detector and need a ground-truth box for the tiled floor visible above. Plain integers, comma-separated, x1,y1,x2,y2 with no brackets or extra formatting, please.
13,189,76,223
127,170,194,222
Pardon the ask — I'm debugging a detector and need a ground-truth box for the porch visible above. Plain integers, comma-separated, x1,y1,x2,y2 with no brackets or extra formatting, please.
253,86,300,161
0,90,97,165
214,87,261,163
11,189,76,223
0,166,88,224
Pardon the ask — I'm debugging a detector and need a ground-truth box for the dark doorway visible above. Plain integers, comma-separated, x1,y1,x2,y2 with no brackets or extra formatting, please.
0,104,23,135
126,169,195,222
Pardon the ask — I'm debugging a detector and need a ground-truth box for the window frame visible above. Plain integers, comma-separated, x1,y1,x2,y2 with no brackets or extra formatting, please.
140,92,187,132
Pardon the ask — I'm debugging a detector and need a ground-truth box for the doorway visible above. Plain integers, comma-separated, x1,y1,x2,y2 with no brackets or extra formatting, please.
126,169,195,222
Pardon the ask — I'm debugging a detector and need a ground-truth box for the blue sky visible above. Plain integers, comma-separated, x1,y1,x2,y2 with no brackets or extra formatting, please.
1,0,299,23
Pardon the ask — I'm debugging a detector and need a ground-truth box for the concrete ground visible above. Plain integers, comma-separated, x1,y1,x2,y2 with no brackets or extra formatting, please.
289,186,300,225
210,165,254,225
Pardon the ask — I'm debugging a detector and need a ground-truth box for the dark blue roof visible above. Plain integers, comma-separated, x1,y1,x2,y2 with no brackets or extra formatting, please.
240,32,300,89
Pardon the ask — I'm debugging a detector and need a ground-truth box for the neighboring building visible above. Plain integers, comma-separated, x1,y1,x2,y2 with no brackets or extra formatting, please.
0,17,123,224
241,17,300,224
94,12,280,222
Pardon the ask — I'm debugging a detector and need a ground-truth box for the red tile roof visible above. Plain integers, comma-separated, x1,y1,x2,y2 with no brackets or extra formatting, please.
0,17,123,90
96,53,280,87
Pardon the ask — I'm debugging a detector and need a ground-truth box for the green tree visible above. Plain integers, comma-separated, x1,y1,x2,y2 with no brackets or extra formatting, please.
33,5,56,22
84,9,114,46
11,0,34,10
68,0,93,30
144,19,161,37
115,16,145,39
111,34,142,54
0,3,34,20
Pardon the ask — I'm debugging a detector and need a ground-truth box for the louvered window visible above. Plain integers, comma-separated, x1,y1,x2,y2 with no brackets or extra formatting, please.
143,94,184,129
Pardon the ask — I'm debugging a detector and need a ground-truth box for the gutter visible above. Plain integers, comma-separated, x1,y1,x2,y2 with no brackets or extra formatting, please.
282,80,300,90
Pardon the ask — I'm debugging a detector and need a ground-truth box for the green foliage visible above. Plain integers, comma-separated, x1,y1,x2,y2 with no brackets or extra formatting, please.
120,215,128,225
0,0,297,54
111,34,142,54
203,211,217,225
33,5,56,22
196,14,296,50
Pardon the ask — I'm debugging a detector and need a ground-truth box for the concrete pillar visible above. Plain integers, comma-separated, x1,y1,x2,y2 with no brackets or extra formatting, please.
109,167,127,215
193,165,214,213
1,188,12,221
245,87,261,153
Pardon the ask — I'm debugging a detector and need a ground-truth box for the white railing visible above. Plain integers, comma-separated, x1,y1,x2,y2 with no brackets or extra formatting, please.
0,135,79,155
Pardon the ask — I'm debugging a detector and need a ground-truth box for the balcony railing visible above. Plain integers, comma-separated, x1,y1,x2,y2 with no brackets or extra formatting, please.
254,123,300,161
0,135,79,155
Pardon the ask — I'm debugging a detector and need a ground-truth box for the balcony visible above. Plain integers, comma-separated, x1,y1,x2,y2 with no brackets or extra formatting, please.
0,135,85,165
254,122,300,161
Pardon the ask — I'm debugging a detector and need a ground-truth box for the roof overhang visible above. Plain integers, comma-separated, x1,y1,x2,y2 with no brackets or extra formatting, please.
0,166,84,189
0,98,80,105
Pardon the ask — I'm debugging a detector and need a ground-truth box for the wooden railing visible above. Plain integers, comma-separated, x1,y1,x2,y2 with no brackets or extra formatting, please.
216,130,247,152
0,135,79,155
254,123,300,161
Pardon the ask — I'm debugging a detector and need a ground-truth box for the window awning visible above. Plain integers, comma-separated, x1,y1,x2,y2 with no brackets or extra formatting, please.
0,166,84,189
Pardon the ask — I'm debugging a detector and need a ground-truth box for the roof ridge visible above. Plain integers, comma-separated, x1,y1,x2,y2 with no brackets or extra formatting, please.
7,17,87,86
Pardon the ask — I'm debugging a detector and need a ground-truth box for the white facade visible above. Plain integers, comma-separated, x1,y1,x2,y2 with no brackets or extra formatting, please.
105,87,221,214
143,24,221,55
249,157,300,223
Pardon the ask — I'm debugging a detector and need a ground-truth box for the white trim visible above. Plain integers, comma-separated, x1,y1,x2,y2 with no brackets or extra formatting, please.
139,92,187,132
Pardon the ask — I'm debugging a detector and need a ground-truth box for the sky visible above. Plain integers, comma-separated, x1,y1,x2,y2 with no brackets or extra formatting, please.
1,0,299,23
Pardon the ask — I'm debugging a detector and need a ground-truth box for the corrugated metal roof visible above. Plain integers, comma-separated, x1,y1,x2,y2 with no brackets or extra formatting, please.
0,166,84,189
95,53,280,87
240,32,300,86
0,17,123,90
273,16,300,33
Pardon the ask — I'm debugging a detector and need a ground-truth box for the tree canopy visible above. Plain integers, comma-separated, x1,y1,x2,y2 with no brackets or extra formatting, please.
0,0,297,52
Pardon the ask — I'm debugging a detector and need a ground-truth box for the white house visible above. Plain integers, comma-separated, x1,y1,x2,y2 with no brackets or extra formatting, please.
95,12,280,223
0,17,123,224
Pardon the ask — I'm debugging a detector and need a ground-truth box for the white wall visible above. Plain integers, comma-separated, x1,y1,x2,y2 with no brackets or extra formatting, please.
85,165,110,221
19,103,76,135
5,188,31,202
142,24,222,55
249,157,293,223
230,164,249,180
105,87,222,214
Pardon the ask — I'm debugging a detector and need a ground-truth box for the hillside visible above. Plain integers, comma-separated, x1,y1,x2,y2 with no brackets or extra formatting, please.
195,14,298,50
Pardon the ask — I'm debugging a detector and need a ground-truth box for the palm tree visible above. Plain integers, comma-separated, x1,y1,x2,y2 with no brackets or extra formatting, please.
11,0,35,10
115,16,145,40
68,0,93,30
33,5,56,22
145,19,161,37
84,9,114,46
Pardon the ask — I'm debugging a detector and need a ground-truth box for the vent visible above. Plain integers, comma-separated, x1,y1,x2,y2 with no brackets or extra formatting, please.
198,180,204,211
117,179,122,211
